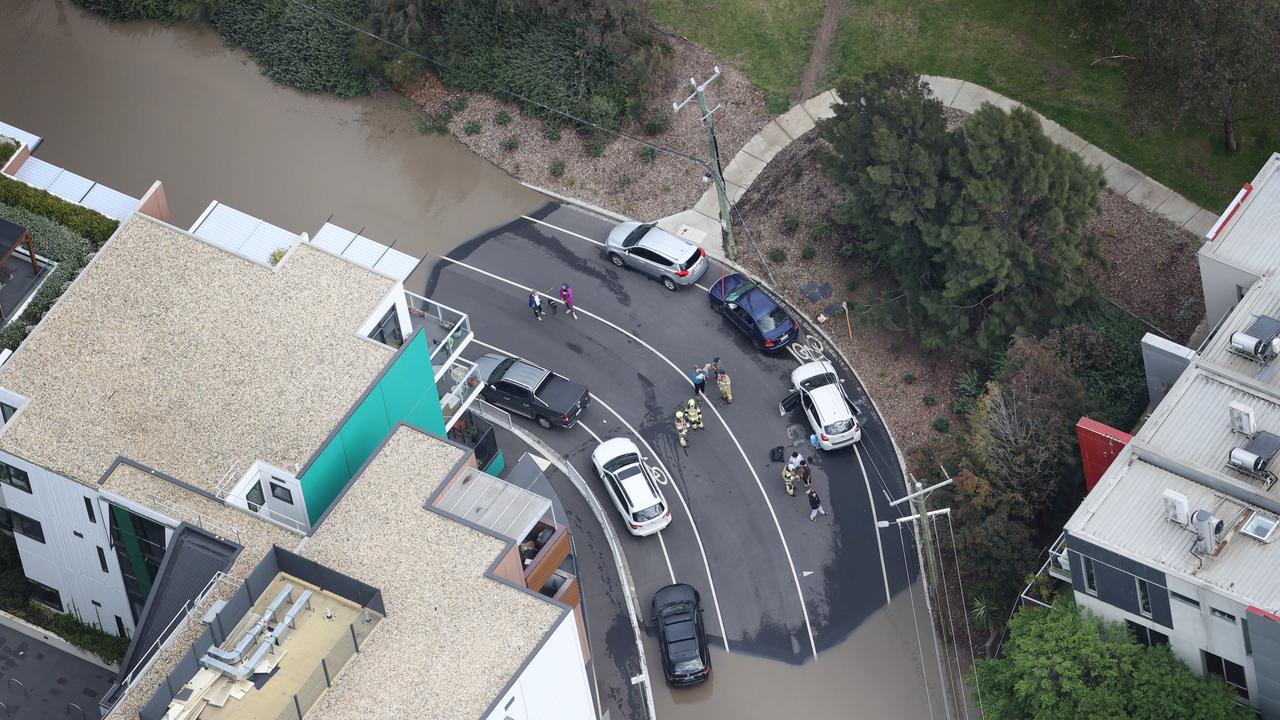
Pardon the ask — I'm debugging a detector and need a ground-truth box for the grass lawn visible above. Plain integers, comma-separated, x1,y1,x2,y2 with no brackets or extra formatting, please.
654,0,1274,211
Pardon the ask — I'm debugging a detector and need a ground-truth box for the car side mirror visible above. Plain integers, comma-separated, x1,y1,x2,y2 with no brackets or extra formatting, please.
727,302,737,310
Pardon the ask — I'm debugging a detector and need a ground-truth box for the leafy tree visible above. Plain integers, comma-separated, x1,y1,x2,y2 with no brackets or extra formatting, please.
1125,0,1280,153
977,600,1251,720
941,469,1040,620
819,66,1104,358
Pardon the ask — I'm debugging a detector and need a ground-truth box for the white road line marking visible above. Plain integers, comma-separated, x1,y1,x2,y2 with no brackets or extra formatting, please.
449,257,813,657
656,531,677,585
855,443,893,604
521,215,604,246
578,420,604,444
588,392,730,654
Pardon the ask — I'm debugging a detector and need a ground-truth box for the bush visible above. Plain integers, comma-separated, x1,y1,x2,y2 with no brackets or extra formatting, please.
783,214,800,235
659,183,671,193
618,174,634,188
807,223,831,242
0,201,96,349
858,262,875,279
923,395,938,406
955,370,982,399
464,120,483,135
932,417,951,433
0,176,117,248
585,139,605,157
417,107,453,135
952,397,977,416
846,278,859,292
0,140,16,166
495,110,512,126
791,163,805,180
550,159,566,177
1057,304,1149,429
501,135,520,152
638,146,657,164
903,372,917,384
544,120,562,142
768,248,787,263
643,116,669,136
451,95,469,113
767,93,791,114
29,603,130,665
801,246,816,261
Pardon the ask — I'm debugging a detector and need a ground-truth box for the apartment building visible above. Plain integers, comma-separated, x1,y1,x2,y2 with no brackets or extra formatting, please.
1198,151,1280,328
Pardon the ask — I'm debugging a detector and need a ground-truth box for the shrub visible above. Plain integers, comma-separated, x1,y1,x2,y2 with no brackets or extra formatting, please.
660,183,671,193
955,369,982,399
923,395,938,406
903,372,917,384
550,159,566,177
791,163,804,180
783,214,800,235
269,248,286,266
858,262,875,279
768,248,787,264
767,93,791,114
495,110,512,126
544,120,562,142
952,397,977,416
618,174,634,188
643,117,668,136
807,223,831,242
0,201,96,350
638,146,657,164
0,176,117,248
846,278,859,292
585,139,605,157
566,176,577,187
932,417,951,433
0,140,15,166
464,120,482,135
801,246,816,261
839,242,857,257
501,136,520,152
889,340,904,355
451,95,469,113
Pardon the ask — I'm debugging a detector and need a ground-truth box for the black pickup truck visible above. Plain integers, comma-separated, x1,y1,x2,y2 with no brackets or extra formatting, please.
474,353,591,429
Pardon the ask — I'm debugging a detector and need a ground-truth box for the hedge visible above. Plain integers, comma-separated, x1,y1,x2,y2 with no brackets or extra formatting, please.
0,140,16,166
0,175,118,248
0,202,97,351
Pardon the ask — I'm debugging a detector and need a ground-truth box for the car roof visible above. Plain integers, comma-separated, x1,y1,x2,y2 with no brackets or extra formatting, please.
500,359,550,388
808,384,852,422
654,582,699,608
637,225,696,260
618,468,659,509
791,360,836,386
738,285,783,320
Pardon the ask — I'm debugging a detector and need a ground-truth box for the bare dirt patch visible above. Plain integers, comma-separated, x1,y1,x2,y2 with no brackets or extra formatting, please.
404,35,771,221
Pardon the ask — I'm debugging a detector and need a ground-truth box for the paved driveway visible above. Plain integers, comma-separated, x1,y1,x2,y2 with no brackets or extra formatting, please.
0,623,115,720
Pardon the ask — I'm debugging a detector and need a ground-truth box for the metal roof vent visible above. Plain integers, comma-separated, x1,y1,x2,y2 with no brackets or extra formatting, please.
1229,401,1257,435
1162,489,1190,525
1228,316,1280,363
1193,509,1226,556
1226,430,1280,489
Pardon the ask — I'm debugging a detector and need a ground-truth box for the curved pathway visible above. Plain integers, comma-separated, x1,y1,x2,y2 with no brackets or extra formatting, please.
659,77,1220,256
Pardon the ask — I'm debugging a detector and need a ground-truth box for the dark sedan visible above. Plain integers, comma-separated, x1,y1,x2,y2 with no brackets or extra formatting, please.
707,273,797,352
652,583,711,687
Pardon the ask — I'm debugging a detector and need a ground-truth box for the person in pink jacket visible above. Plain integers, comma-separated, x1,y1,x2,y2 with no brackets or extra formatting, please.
559,283,578,319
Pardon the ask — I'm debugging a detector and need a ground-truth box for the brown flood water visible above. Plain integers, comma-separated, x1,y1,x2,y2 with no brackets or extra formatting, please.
0,0,540,273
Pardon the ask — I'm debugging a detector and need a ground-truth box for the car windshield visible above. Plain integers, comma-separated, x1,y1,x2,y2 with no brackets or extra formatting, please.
623,223,654,248
658,601,693,619
673,656,705,675
723,280,756,303
757,307,790,332
633,502,665,522
799,372,837,391
824,418,855,434
603,453,640,473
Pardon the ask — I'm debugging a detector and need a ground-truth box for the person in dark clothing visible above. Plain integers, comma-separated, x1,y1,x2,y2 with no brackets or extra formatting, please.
529,290,544,321
808,487,827,521
799,460,813,490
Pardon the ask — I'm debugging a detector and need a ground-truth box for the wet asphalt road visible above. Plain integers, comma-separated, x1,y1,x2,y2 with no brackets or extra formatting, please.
423,202,921,717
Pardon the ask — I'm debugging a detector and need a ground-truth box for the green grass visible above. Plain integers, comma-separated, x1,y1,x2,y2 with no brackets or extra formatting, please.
655,0,1272,211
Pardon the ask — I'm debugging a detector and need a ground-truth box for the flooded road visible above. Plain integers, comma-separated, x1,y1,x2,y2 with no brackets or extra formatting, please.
0,0,540,266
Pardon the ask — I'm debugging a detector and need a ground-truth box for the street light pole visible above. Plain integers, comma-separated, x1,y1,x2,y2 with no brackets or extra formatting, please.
673,67,736,260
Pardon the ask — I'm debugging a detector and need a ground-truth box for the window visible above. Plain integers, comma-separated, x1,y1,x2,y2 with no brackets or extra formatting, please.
29,580,62,612
245,481,265,512
496,381,529,399
96,546,109,573
269,482,293,505
0,508,44,543
1083,556,1098,595
631,248,671,266
0,403,15,423
1211,607,1237,624
1136,578,1152,617
0,461,31,493
1242,511,1279,542
1204,651,1249,700
115,616,127,638
84,497,96,524
1170,590,1200,608
1126,620,1168,648
368,306,403,349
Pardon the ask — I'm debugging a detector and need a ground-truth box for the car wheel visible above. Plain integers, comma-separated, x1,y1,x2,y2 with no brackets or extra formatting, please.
608,253,625,268
536,415,553,430
662,276,678,292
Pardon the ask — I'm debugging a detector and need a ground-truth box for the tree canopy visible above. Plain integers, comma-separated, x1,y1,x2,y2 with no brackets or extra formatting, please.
976,600,1252,720
818,65,1104,359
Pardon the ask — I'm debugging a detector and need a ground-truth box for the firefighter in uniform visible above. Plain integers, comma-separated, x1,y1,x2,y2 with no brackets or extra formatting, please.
685,398,704,430
717,371,733,404
674,410,689,447
782,465,797,496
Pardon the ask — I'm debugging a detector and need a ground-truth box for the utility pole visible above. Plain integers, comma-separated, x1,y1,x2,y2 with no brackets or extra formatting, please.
673,66,736,260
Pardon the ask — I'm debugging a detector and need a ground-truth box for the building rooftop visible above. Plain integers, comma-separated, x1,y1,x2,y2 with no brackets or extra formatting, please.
1199,152,1280,272
300,425,564,720
0,213,395,493
1199,270,1280,389
1066,449,1280,614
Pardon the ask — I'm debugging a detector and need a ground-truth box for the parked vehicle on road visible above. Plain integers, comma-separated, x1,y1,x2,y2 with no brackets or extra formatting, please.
474,353,591,429
604,221,708,291
652,583,712,687
707,273,797,352
590,438,671,536
779,360,861,450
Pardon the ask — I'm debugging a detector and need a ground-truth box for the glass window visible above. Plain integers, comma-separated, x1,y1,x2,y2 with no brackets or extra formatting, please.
0,403,15,423
1170,590,1199,608
6,509,43,543
1136,578,1152,617
29,579,62,612
1083,556,1097,594
246,481,265,512
97,546,109,573
84,497,96,524
368,306,403,349
115,616,127,638
0,461,31,493
1211,607,1237,624
1204,651,1249,700
269,482,293,505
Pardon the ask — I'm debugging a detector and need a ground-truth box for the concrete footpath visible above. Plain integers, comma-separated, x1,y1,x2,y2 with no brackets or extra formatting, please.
659,76,1220,260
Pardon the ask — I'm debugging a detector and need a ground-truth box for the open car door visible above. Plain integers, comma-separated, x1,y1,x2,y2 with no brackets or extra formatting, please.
778,389,802,417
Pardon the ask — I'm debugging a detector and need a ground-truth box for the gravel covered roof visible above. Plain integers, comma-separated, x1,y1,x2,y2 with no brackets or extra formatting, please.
0,213,395,492
302,426,565,720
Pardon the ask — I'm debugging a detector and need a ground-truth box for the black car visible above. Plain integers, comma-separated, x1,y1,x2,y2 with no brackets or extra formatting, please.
707,273,797,352
652,583,711,687
474,353,591,429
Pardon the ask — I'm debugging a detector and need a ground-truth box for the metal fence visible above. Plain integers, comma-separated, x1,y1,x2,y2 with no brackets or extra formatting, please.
273,609,382,720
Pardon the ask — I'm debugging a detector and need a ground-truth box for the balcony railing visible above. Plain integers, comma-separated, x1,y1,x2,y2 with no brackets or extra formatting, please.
404,291,471,380
437,356,483,433
1020,532,1071,609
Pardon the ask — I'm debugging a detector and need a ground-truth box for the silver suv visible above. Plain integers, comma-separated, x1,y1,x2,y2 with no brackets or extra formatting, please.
605,221,709,291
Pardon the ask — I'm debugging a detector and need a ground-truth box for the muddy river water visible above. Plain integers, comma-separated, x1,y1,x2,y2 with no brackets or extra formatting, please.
0,0,540,272
0,2,954,718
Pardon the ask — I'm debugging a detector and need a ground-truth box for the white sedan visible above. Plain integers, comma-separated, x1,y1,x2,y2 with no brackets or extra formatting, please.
590,438,672,536
778,360,861,450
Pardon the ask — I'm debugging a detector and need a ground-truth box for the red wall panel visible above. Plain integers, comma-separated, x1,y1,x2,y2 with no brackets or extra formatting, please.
1077,417,1134,492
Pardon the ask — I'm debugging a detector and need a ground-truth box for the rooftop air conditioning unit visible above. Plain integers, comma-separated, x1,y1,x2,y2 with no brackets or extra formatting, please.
1162,489,1190,525
1229,401,1257,435
1193,509,1225,555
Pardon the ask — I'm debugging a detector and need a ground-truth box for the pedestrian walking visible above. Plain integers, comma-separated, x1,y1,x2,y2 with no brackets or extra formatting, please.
559,283,578,319
528,290,543,321
717,370,733,403
685,398,704,430
674,410,689,448
807,487,827,521
690,366,707,396
799,459,813,490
